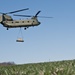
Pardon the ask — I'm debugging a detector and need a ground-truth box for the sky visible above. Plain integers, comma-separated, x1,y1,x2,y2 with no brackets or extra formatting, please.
0,0,75,64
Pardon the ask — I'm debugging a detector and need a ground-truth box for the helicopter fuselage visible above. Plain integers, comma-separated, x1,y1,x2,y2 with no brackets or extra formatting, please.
1,18,40,29
0,9,47,30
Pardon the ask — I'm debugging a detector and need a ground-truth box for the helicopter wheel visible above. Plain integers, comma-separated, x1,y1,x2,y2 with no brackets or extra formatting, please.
24,28,27,30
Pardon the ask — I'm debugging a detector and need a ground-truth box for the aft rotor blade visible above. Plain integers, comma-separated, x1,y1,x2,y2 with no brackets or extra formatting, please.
37,16,53,18
14,11,41,17
14,14,53,18
35,11,41,17
5,8,29,14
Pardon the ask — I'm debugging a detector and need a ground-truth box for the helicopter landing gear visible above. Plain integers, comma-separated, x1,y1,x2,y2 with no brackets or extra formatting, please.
24,27,29,30
7,28,9,30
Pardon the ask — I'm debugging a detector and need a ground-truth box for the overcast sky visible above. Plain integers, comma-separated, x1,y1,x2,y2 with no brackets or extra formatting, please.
0,0,75,64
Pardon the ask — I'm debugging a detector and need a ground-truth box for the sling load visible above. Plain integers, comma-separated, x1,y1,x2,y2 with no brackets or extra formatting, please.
16,38,24,42
16,28,24,42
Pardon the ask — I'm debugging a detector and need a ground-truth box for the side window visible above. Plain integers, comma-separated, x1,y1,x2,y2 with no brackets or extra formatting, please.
22,21,24,23
15,21,19,23
27,21,29,23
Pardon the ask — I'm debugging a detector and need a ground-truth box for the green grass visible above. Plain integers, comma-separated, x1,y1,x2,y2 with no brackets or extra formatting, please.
0,59,75,75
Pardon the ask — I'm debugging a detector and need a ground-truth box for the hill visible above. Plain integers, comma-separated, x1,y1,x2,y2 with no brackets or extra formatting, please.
0,59,75,75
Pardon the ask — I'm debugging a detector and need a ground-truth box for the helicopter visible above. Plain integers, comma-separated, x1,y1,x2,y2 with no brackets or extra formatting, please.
0,8,52,30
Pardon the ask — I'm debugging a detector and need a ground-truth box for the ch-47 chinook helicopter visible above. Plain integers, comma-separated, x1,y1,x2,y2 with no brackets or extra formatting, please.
0,8,52,30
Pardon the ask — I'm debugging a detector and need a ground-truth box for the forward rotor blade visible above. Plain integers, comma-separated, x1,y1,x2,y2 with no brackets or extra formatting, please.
0,12,6,14
13,14,32,17
5,8,29,14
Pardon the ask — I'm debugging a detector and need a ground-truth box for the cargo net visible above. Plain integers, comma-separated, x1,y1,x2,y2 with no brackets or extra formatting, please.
16,28,24,42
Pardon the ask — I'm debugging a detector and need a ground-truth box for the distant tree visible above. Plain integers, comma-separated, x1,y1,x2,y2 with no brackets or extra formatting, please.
0,62,15,65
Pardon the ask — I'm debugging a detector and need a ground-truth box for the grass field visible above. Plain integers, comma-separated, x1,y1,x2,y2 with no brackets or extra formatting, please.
0,59,75,75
